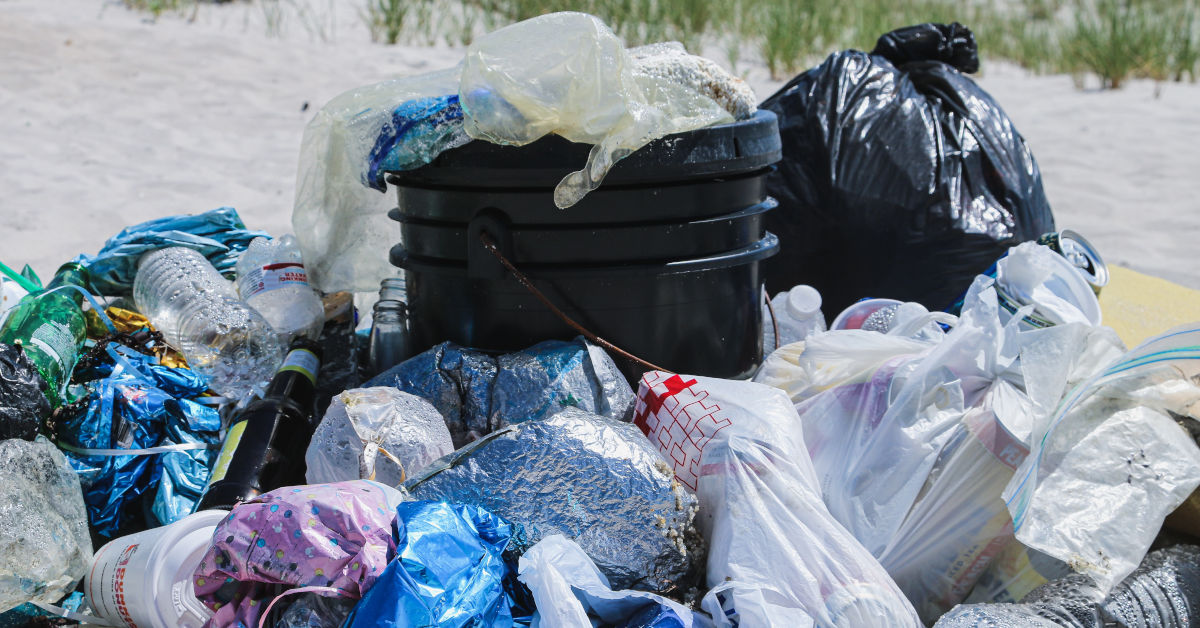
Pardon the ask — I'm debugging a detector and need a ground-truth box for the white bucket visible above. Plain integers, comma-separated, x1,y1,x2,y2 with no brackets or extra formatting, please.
85,509,227,628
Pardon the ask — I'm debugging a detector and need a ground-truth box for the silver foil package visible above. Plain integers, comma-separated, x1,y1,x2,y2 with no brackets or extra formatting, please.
366,337,635,448
405,407,700,595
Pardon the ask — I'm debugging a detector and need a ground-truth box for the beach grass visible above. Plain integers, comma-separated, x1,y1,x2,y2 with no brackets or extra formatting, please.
126,0,1200,88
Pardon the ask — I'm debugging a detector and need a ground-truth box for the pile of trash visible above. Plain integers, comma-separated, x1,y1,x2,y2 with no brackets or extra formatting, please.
3,12,1199,628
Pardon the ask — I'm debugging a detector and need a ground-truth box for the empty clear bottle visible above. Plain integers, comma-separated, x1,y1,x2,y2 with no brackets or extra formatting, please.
235,235,325,346
368,299,411,376
763,284,826,351
133,247,282,398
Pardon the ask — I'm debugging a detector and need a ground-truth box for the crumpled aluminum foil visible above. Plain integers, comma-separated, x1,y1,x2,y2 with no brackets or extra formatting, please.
406,407,700,595
367,337,635,448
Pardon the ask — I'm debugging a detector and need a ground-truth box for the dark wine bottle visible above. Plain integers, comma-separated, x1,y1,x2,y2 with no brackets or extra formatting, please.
196,338,322,511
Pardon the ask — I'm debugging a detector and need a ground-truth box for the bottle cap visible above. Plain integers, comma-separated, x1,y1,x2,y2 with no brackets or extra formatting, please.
785,285,822,319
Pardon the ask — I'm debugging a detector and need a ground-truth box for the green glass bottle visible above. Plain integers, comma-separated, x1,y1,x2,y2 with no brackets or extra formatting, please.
0,263,89,406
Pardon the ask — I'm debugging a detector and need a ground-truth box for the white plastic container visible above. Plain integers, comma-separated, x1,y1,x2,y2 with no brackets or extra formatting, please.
85,509,226,628
763,284,826,350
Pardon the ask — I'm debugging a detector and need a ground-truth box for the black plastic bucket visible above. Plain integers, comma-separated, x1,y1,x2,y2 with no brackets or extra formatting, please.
387,110,782,382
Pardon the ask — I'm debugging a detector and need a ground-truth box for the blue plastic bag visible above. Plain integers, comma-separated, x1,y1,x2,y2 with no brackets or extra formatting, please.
59,344,219,536
72,207,268,296
343,501,515,628
366,95,468,189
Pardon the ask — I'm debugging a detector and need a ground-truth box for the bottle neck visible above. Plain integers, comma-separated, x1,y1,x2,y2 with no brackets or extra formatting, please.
45,263,87,306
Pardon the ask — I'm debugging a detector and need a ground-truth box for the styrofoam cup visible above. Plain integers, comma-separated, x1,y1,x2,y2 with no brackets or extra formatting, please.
85,509,227,628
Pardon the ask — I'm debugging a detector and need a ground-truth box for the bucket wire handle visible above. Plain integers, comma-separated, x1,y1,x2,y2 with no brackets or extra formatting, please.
763,286,780,351
478,233,673,375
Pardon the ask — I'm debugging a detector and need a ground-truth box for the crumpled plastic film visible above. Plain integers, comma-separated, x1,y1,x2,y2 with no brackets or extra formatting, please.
194,481,407,628
406,407,699,594
0,437,92,613
367,337,635,448
459,12,736,208
0,343,50,441
60,344,218,536
518,534,701,627
343,501,515,628
73,207,268,296
305,386,454,486
293,68,462,293
633,372,921,626
1004,323,1200,595
629,42,757,121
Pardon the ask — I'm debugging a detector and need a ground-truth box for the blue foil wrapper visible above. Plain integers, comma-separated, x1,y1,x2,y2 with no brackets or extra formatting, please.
366,337,635,448
61,345,218,536
72,207,268,296
344,501,514,628
407,408,699,594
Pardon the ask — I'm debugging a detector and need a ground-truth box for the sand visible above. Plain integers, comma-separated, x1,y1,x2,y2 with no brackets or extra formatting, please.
2,0,1199,292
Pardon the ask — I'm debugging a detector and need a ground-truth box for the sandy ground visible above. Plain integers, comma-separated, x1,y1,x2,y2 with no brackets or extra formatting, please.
2,0,1198,291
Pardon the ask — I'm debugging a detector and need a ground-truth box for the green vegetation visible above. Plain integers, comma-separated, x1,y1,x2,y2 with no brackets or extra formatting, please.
124,0,1200,89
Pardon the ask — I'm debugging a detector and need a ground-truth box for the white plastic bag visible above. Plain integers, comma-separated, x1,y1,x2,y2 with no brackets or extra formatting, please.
996,242,1101,327
1004,323,1200,595
459,12,738,208
305,386,454,486
633,372,921,627
518,534,703,628
293,69,462,293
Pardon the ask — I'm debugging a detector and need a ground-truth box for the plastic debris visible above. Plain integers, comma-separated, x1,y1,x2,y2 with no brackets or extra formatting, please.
760,23,1056,317
407,407,698,594
193,481,406,628
936,545,1200,627
294,68,462,293
368,337,634,448
305,386,454,486
518,534,701,627
633,372,921,626
235,234,326,346
58,343,218,537
73,207,268,296
1004,323,1200,594
343,501,515,627
460,12,738,208
274,594,356,628
0,437,92,613
0,343,50,441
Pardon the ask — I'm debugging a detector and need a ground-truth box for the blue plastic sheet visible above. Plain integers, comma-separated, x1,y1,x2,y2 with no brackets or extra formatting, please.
72,207,268,296
366,95,467,190
60,344,218,537
343,501,516,628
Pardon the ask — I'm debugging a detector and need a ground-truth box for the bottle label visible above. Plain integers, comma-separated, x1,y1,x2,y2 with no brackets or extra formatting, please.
29,319,74,375
241,262,309,298
277,348,319,385
206,420,248,486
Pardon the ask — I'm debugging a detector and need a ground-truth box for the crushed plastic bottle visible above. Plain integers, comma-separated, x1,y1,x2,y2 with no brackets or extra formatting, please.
0,437,92,614
235,235,325,345
763,284,825,350
133,247,282,398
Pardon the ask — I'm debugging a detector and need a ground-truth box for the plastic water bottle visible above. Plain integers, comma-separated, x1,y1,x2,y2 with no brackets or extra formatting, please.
763,285,826,351
235,235,325,345
133,247,282,398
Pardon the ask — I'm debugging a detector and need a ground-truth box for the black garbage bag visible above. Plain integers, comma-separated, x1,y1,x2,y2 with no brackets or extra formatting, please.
760,23,1055,317
0,343,51,441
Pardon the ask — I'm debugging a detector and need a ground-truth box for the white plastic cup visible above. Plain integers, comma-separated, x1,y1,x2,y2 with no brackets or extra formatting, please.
85,510,226,628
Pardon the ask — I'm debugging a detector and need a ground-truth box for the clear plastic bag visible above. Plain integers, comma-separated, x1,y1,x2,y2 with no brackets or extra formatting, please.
292,69,462,293
1004,323,1200,595
517,534,701,627
633,372,921,626
459,12,737,208
305,386,454,487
